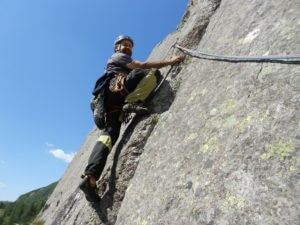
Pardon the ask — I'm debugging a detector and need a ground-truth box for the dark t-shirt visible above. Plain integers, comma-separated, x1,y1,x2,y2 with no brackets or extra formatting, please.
105,52,133,74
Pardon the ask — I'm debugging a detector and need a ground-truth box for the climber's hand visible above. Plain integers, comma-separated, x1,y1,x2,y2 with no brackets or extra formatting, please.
170,55,185,65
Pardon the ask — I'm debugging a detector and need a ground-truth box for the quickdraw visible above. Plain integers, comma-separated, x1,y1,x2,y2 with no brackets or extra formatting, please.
110,73,129,96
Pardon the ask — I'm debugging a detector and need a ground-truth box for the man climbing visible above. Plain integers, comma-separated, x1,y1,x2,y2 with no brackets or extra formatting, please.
79,35,184,202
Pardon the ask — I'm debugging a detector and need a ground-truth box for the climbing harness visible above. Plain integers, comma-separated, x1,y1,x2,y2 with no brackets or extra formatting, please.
110,73,129,96
174,43,300,62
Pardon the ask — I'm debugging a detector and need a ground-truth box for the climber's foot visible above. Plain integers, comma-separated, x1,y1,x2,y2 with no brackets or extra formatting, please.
123,103,150,115
79,176,101,203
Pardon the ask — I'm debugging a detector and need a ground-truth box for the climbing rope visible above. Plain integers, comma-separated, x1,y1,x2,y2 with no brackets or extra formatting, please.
146,42,181,98
174,44,300,62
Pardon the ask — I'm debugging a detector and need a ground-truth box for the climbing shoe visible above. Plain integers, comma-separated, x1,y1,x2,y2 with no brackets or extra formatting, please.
122,103,150,115
79,176,101,203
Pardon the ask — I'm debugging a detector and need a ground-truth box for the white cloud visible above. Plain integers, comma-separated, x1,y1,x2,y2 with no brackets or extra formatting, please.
49,149,76,163
46,142,55,147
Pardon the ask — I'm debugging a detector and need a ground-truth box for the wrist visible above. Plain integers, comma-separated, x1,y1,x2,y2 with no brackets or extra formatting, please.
165,61,171,66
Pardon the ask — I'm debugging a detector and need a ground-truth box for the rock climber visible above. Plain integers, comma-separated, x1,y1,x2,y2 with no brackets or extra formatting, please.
79,35,184,202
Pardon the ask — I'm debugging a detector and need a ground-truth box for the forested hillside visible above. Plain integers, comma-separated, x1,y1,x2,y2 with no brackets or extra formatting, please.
0,182,57,225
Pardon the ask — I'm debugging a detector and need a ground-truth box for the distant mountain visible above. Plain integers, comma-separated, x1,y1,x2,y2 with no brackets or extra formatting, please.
16,181,58,203
0,181,57,225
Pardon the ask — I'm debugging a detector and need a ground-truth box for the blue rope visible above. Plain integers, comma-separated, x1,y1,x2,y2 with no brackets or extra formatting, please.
175,44,300,62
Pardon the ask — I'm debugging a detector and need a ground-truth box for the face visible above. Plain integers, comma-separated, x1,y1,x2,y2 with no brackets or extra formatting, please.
115,39,133,56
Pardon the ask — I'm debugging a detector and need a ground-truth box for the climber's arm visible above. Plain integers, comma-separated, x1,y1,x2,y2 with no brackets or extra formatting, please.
127,55,184,70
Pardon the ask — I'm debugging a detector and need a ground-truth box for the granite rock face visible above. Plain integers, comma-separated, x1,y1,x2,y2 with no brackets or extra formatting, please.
35,0,300,224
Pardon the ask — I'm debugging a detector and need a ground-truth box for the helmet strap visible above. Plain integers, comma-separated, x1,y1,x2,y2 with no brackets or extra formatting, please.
115,44,121,52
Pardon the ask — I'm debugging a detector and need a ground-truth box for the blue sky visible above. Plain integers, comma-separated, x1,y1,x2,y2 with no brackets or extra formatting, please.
0,0,188,201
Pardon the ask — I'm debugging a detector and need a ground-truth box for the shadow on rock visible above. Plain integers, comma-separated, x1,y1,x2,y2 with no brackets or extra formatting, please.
91,79,178,224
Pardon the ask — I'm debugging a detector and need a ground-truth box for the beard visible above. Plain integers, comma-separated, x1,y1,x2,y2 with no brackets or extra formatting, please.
121,48,132,56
